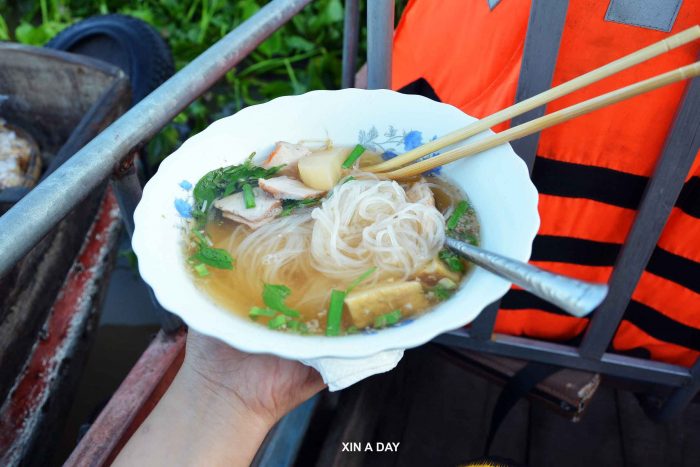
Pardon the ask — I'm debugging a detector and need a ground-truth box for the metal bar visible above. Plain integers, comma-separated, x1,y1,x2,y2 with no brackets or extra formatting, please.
0,0,312,278
654,357,700,421
468,302,499,340
110,164,183,332
579,73,700,359
341,0,360,88
366,0,394,89
434,329,691,387
509,0,569,171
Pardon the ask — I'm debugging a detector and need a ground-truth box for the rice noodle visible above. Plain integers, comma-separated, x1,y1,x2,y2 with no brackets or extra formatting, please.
221,175,446,311
311,178,445,280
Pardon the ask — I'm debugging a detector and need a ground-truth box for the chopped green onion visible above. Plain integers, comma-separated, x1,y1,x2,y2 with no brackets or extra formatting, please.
345,266,377,293
346,325,358,335
385,309,402,325
192,229,209,246
464,233,479,246
447,200,469,230
268,314,288,329
341,144,366,169
242,183,256,209
249,307,276,320
194,263,209,277
325,289,346,336
374,315,387,328
374,309,402,328
439,249,465,273
432,283,455,301
287,320,309,334
341,176,356,184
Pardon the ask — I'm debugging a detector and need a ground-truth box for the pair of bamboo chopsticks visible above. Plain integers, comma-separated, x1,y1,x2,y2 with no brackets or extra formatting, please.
367,25,700,179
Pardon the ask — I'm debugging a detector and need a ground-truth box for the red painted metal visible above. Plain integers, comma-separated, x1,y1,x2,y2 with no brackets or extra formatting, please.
0,189,122,465
64,329,186,466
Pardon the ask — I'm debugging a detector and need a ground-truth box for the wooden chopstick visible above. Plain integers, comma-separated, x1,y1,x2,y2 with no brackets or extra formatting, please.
365,25,700,174
381,61,700,179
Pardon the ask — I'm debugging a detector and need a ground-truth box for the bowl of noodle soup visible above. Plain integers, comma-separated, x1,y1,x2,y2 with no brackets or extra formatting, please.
133,89,539,360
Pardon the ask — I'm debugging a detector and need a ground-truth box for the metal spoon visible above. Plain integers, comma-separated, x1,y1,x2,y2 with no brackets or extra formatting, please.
446,236,608,317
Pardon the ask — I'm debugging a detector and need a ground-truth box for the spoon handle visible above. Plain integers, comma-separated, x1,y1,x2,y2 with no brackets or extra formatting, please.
445,237,608,317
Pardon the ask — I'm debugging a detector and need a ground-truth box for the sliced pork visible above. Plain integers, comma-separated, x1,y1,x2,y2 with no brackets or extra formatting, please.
258,176,325,200
264,141,311,175
213,187,282,229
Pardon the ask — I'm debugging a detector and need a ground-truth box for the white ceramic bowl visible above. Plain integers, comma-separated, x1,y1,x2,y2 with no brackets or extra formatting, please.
133,89,539,360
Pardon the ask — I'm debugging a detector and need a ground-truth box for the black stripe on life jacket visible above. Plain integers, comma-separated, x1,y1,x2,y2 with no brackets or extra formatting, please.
397,77,442,102
532,156,700,218
676,176,700,218
532,156,647,210
500,290,700,353
624,300,700,353
531,235,700,295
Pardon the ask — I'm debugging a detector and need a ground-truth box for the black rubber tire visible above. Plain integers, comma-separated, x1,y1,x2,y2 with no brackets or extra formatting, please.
46,14,174,105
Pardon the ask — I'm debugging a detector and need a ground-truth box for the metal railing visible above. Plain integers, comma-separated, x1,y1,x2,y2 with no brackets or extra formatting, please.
0,0,697,421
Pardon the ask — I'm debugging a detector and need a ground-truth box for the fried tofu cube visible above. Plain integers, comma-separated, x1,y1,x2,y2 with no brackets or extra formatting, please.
344,281,428,328
415,258,462,286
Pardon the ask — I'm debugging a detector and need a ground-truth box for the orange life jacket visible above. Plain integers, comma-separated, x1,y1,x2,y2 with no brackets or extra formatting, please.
392,0,700,367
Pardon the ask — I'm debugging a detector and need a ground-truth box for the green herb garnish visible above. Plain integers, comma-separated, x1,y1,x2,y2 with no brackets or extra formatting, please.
432,282,456,301
249,307,276,319
268,314,289,329
262,284,301,318
346,325,358,335
242,183,256,208
287,320,309,334
374,309,402,328
341,144,366,169
345,266,377,294
279,198,321,217
193,263,209,277
325,289,347,336
189,230,234,270
192,153,282,224
463,233,479,246
446,200,469,231
438,249,465,273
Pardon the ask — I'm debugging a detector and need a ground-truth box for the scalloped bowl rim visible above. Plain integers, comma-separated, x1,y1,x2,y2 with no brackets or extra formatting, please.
132,89,539,359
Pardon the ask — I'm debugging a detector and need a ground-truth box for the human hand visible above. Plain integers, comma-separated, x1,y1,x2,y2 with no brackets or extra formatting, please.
180,329,326,425
114,330,325,467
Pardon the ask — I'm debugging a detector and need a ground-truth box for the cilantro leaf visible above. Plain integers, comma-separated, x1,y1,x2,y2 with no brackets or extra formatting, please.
189,230,234,270
192,153,283,224
262,283,301,318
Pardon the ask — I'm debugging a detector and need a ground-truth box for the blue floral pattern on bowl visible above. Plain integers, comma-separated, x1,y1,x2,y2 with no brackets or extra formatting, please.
174,179,194,218
358,125,441,174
